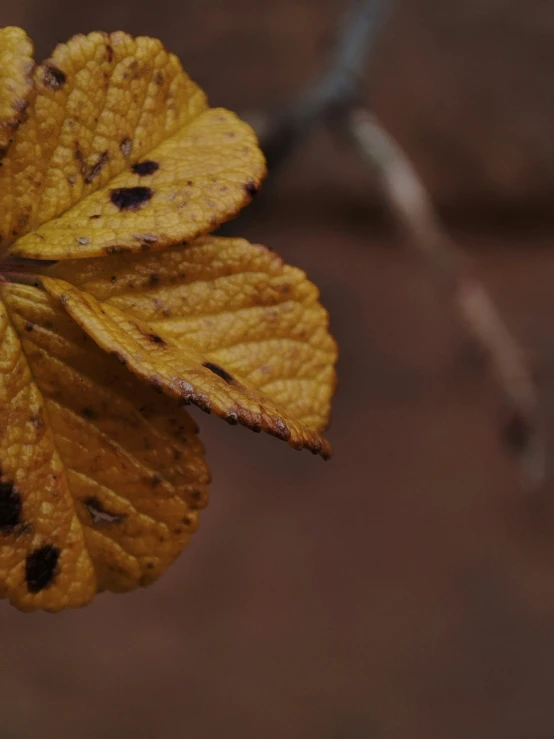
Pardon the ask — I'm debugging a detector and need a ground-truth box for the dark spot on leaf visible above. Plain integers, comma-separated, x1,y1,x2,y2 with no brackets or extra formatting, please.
182,514,196,530
82,407,96,420
89,214,101,220
43,64,66,90
148,333,165,345
0,481,22,531
30,412,44,429
149,274,160,287
24,321,34,332
110,186,153,211
105,44,114,63
151,474,162,488
132,160,159,176
25,545,60,592
154,71,164,85
187,488,207,509
203,362,234,385
245,179,259,196
84,497,126,526
84,150,109,184
113,351,127,365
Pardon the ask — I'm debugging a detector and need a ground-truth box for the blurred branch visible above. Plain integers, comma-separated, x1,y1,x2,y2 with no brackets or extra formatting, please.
247,0,545,489
342,108,545,488
253,0,389,173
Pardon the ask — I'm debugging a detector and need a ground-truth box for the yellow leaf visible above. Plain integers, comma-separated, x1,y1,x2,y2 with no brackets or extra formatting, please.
0,28,337,612
41,251,334,457
0,27,34,158
2,31,264,258
0,283,209,611
47,236,337,434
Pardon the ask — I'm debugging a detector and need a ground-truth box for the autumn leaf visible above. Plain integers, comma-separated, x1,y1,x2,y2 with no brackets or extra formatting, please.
0,29,337,611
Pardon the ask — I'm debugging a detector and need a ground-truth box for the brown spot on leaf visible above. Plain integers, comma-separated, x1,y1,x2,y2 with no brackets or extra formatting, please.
0,481,22,531
110,186,153,211
30,412,44,429
203,361,235,385
105,44,114,63
84,497,126,526
149,274,160,287
25,545,60,592
43,64,66,90
132,160,159,176
245,179,259,196
82,407,96,420
84,151,109,184
187,488,208,509
24,321,34,332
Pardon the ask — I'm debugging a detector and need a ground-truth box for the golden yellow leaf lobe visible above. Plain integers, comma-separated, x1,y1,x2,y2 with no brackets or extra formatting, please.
0,27,34,158
41,239,335,457
0,284,209,611
48,236,338,435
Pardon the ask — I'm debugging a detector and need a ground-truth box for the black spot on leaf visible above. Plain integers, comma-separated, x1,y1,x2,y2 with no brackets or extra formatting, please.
25,545,60,592
203,362,235,385
0,481,22,531
244,179,259,196
110,186,153,211
132,160,159,176
43,64,66,90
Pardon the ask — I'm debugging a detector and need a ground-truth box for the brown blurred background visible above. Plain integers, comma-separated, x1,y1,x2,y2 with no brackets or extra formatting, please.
3,1,554,738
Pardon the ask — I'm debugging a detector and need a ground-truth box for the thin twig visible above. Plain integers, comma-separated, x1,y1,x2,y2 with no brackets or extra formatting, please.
341,107,545,489
254,0,389,173
247,0,546,489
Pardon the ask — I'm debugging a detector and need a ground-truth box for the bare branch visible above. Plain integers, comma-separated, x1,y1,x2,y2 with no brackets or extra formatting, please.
246,0,546,489
342,108,545,488
255,0,390,172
